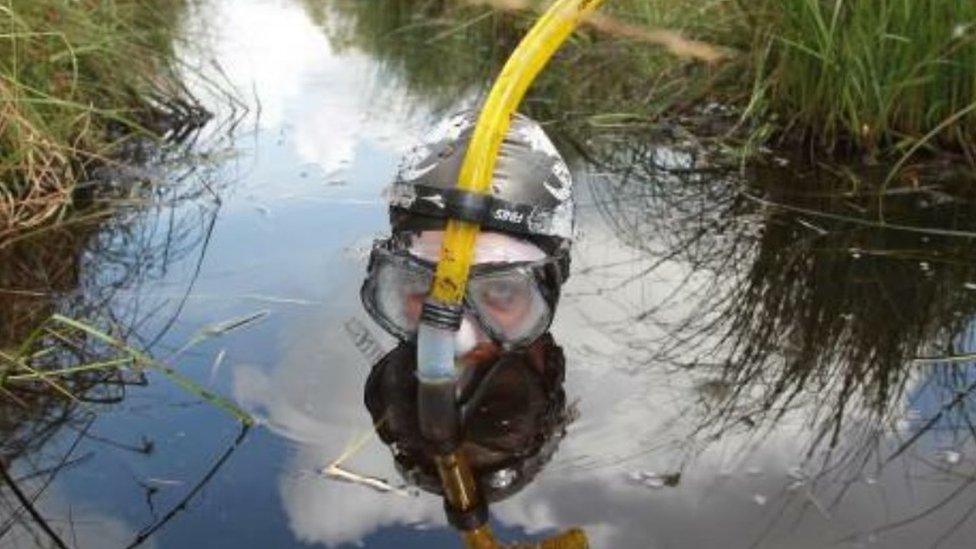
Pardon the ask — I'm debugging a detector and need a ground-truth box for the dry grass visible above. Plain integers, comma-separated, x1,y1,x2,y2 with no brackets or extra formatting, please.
467,0,729,62
0,80,74,240
0,0,204,240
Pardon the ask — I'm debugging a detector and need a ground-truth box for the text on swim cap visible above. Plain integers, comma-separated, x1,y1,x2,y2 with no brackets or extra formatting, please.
493,208,525,224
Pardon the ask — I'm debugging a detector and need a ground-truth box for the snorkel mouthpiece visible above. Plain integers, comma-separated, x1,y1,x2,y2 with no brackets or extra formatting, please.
417,302,462,446
416,304,461,382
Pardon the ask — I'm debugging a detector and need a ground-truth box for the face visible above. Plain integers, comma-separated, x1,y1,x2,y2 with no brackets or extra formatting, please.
408,231,547,365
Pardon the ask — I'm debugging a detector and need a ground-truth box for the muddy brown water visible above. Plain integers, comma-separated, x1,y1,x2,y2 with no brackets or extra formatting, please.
2,1,976,548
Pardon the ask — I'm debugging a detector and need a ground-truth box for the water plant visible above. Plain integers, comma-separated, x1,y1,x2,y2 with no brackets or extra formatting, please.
737,0,976,160
0,134,246,548
317,0,976,168
0,0,207,240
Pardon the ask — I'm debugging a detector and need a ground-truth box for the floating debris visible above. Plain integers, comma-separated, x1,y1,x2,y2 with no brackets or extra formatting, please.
786,480,805,492
642,476,665,489
913,352,976,364
199,310,270,338
169,310,271,358
795,217,828,235
626,470,680,489
241,293,319,306
321,463,410,496
786,466,807,481
943,450,961,465
145,477,185,487
208,349,227,386
753,494,767,506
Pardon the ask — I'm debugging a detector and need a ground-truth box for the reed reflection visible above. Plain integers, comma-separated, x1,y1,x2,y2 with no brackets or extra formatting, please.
0,121,244,548
584,131,976,544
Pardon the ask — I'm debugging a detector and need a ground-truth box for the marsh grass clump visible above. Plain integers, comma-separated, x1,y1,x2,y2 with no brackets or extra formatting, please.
1,313,251,451
1,311,250,548
0,0,206,241
0,204,250,429
739,0,976,160
588,0,976,162
321,0,976,167
0,148,246,482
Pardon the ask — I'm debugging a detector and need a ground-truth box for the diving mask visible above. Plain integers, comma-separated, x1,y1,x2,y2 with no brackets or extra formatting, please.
361,236,568,348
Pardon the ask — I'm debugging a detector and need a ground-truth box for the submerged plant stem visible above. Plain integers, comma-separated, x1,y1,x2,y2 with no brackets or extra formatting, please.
49,314,253,425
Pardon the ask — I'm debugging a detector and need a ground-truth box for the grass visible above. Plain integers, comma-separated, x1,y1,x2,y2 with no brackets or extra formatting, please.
0,143,244,546
318,0,976,168
51,314,252,424
0,171,247,447
0,0,206,240
579,0,976,163
1,311,251,549
738,0,976,160
1,313,252,425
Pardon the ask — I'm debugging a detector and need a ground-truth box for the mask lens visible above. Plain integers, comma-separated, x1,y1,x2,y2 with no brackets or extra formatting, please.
370,252,432,338
468,268,551,346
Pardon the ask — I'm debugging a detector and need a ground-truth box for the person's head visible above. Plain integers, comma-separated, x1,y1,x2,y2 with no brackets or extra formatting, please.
361,111,574,363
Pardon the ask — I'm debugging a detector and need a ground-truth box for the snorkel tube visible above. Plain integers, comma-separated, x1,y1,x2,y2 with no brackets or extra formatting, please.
416,0,606,546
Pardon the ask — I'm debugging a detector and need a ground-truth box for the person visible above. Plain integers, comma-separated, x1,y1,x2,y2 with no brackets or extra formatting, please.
360,110,575,379
358,110,579,539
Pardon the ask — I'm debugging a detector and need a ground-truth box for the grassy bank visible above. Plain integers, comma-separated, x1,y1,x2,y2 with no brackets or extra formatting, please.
569,0,976,162
319,0,976,169
723,0,976,161
0,0,203,241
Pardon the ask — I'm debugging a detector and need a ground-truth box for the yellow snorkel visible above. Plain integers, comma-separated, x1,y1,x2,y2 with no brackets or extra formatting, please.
414,0,607,546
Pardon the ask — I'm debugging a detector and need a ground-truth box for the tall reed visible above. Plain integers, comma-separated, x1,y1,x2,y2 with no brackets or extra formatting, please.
739,0,976,158
0,0,201,239
323,0,976,164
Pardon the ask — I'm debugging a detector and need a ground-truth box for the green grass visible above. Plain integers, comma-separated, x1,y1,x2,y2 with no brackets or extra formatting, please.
0,0,201,239
738,0,976,159
317,0,976,167
1,314,252,425
593,0,976,161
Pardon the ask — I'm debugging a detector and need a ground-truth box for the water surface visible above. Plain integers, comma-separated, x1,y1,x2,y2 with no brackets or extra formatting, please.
3,1,976,548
